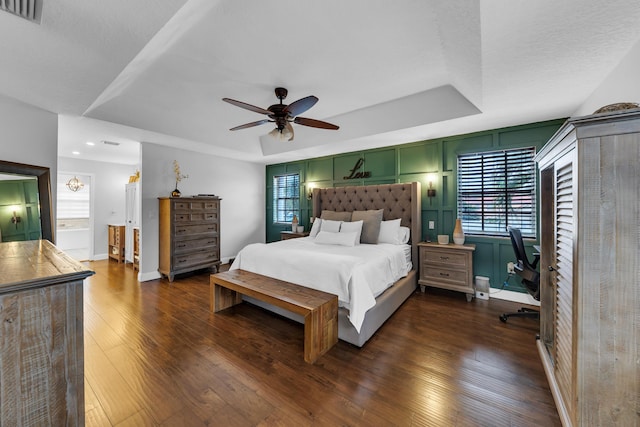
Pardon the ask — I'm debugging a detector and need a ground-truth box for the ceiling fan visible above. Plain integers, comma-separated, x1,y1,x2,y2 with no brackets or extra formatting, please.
223,87,339,141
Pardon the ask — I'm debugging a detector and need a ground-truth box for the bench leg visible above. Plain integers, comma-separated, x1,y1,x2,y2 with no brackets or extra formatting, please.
210,282,243,312
303,298,338,364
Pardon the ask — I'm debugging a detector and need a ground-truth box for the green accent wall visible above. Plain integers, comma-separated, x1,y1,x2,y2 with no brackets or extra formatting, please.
0,179,42,242
266,119,565,293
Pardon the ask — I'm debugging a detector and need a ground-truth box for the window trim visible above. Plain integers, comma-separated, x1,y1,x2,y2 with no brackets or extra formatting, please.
457,147,537,238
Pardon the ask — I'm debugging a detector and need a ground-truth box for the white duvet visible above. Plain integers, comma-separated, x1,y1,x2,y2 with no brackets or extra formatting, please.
230,237,411,332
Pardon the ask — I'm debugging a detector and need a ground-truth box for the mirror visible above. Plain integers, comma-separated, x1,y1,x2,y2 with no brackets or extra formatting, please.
0,160,54,243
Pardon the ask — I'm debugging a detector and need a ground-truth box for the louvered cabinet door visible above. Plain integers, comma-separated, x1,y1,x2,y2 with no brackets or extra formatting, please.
552,150,576,425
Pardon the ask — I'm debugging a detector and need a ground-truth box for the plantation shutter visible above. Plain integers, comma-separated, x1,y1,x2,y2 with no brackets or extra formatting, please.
273,173,300,223
457,147,536,237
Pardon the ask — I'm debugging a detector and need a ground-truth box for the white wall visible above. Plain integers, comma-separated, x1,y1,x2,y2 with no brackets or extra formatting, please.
58,156,138,259
0,94,58,228
573,38,640,116
139,143,265,281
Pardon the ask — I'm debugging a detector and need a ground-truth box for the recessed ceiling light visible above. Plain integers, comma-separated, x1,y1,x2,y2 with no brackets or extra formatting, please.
86,141,95,146
72,151,80,155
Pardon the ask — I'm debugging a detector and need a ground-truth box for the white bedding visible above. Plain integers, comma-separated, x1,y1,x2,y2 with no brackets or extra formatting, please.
230,237,411,332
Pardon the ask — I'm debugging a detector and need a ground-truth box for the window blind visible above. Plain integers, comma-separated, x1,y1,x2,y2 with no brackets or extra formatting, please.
457,147,536,237
273,173,300,223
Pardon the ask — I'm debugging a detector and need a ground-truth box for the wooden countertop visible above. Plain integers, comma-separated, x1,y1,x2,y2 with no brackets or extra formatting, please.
0,240,94,294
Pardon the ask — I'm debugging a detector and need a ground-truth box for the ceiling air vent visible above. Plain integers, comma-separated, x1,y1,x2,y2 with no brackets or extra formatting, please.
1,0,42,24
102,140,120,146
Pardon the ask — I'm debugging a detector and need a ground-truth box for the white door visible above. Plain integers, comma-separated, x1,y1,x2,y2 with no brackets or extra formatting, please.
125,182,139,262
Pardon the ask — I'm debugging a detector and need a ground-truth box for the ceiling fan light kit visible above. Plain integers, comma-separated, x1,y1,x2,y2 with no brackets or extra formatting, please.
223,87,339,141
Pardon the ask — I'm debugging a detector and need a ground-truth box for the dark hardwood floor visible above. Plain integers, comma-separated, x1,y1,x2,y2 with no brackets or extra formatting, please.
83,260,560,426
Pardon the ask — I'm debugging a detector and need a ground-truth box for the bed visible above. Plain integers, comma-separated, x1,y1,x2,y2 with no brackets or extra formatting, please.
232,182,421,347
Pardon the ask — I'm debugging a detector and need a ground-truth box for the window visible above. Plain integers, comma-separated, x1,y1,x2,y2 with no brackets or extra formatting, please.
457,147,536,237
57,173,91,230
273,173,300,223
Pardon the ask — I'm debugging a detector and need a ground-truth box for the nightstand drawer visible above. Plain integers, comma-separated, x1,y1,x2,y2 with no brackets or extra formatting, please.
422,249,469,268
422,265,468,286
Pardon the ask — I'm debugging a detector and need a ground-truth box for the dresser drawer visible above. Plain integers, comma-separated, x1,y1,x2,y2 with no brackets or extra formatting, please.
174,211,219,222
173,249,219,269
173,200,219,211
422,249,469,268
174,223,218,236
174,236,219,255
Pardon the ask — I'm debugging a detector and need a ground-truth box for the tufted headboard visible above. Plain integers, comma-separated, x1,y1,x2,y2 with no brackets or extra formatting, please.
312,182,422,268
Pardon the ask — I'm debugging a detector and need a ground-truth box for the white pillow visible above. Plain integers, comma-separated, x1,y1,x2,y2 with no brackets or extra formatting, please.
320,219,342,233
378,219,402,244
314,230,358,247
309,218,322,237
399,226,410,244
340,220,363,245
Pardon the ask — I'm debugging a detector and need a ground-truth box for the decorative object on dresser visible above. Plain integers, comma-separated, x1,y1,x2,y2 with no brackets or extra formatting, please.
158,196,221,282
417,242,476,302
108,224,125,263
535,108,640,427
171,160,188,197
452,218,465,244
0,240,94,426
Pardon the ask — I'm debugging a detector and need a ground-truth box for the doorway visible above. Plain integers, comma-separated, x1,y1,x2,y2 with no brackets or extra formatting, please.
56,172,94,261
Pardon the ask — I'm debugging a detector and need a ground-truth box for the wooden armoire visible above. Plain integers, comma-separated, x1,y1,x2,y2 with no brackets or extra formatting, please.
535,108,640,427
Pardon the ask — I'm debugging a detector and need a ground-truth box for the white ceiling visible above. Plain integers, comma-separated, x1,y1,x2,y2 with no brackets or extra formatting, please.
2,0,640,165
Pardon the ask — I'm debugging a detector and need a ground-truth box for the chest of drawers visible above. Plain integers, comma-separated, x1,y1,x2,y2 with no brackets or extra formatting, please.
158,197,221,282
417,242,476,302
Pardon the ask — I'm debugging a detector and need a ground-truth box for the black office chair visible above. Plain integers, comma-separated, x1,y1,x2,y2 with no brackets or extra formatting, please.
499,227,540,322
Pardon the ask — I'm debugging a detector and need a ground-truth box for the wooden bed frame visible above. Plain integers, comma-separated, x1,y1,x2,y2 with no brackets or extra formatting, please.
244,182,422,347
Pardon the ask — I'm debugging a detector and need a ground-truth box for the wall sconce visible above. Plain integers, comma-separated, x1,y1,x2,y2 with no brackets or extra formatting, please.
427,181,436,204
10,207,21,228
307,183,316,200
66,175,84,192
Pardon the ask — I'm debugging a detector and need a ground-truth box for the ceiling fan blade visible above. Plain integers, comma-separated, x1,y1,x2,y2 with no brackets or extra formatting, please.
294,116,339,130
222,98,273,115
229,119,270,131
284,95,318,117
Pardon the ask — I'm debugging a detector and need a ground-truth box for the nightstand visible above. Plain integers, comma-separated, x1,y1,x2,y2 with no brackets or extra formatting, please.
280,231,309,240
417,242,476,301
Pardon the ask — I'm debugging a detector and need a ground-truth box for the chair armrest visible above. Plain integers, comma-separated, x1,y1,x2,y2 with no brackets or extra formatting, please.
531,252,540,269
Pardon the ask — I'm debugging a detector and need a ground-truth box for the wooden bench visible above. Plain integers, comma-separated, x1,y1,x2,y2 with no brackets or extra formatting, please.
210,269,338,364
